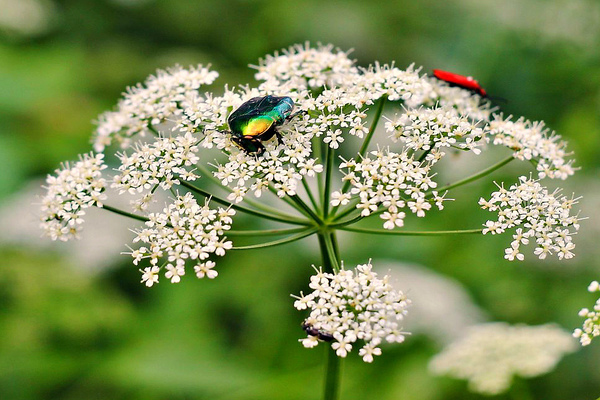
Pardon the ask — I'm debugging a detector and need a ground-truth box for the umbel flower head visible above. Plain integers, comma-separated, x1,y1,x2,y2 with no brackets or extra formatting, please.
574,280,600,346
293,261,410,362
40,43,582,362
429,323,576,395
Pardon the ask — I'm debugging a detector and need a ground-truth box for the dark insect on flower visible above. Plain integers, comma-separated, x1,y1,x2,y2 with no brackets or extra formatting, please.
302,321,334,342
226,95,304,155
433,69,487,97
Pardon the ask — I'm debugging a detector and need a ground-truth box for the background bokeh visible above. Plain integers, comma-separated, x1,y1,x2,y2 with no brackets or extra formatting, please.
1,0,599,399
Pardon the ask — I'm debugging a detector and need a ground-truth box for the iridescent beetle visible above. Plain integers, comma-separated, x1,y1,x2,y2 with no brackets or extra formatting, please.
433,69,487,97
226,95,303,155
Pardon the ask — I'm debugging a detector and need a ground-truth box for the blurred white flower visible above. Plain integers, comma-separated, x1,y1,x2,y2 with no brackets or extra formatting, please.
430,322,577,395
375,261,486,345
573,281,600,346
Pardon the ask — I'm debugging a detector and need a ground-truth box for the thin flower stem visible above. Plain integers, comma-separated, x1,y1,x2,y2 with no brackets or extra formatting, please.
196,163,304,220
329,97,386,218
267,184,309,215
302,176,320,211
329,200,359,222
101,204,150,223
226,227,311,236
324,347,341,400
317,230,342,400
231,228,317,250
322,145,335,218
313,133,325,201
337,226,483,236
418,147,432,162
358,97,386,158
179,180,312,226
290,194,322,223
431,154,515,194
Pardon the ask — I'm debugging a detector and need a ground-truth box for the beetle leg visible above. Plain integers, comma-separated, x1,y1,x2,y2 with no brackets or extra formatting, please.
286,110,307,122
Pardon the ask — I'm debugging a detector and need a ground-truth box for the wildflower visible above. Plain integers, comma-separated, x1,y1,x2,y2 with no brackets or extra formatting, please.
573,281,600,346
129,193,234,283
40,153,107,241
430,323,576,395
93,64,219,152
480,176,581,260
293,261,410,363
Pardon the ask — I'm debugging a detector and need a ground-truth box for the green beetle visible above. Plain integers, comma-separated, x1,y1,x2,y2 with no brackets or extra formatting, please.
226,95,303,155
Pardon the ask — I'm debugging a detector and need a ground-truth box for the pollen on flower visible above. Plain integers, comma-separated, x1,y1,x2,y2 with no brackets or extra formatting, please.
293,261,410,362
40,153,107,241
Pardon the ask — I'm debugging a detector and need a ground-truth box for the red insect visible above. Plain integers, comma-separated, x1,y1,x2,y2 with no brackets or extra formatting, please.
433,69,487,97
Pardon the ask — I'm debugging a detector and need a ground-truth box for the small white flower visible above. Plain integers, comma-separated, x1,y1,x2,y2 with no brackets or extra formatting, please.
194,261,218,279
141,266,160,287
481,176,580,260
293,261,410,362
574,281,600,346
40,153,107,241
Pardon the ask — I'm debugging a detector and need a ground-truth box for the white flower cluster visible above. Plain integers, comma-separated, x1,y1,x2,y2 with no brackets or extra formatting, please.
293,261,410,362
93,65,219,152
130,192,234,286
385,105,484,158
488,115,575,180
334,149,448,229
421,76,494,121
480,176,580,261
40,153,107,241
113,133,200,210
573,280,600,346
252,43,358,90
429,323,576,395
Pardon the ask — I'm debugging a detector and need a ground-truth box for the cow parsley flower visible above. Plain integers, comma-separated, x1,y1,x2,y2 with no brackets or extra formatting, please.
487,115,575,180
40,43,584,394
93,64,219,152
293,261,411,363
40,153,107,241
429,323,576,395
128,192,234,283
573,281,600,346
480,176,581,260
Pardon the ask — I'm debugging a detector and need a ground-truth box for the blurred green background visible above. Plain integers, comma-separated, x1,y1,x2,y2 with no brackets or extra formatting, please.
1,0,599,399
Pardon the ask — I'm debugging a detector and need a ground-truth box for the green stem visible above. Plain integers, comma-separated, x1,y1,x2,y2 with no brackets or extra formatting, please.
330,97,386,218
101,204,150,223
431,154,514,194
337,226,482,236
313,134,325,202
267,184,308,215
179,180,311,226
324,346,341,400
302,176,320,211
195,163,305,221
231,228,317,250
358,97,386,158
322,145,335,218
290,194,322,223
317,230,342,400
226,227,311,236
